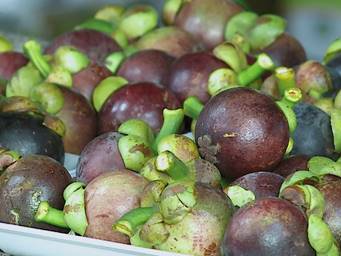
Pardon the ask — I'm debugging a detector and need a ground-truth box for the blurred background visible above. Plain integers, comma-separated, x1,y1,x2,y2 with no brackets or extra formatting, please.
0,0,340,60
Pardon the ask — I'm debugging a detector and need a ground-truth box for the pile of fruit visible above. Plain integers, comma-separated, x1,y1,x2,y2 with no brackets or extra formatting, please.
0,0,341,255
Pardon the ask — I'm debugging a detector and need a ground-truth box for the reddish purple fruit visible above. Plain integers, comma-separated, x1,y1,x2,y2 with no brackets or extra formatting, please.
117,49,174,87
56,87,97,154
195,87,289,179
273,155,309,177
231,172,284,199
98,82,180,133
0,51,28,81
222,197,314,256
72,64,112,102
167,51,227,103
76,132,125,184
45,29,121,65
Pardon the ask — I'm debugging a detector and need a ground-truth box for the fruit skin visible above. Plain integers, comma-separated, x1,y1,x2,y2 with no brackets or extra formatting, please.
167,52,227,103
0,52,28,81
135,26,199,58
273,155,309,177
0,155,71,232
231,172,284,199
291,102,336,159
56,87,97,155
174,0,242,49
45,29,121,65
84,170,148,243
195,87,289,180
72,64,112,102
0,112,64,164
315,175,341,245
222,197,314,256
76,132,125,184
98,82,180,134
117,49,174,87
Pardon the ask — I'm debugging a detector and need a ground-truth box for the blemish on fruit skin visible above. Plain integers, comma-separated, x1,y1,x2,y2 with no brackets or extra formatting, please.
223,132,238,138
129,144,153,157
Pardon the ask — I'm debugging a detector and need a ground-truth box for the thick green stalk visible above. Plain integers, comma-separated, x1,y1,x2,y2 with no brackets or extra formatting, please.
275,67,296,96
155,151,189,181
35,201,68,228
183,96,204,120
23,40,51,77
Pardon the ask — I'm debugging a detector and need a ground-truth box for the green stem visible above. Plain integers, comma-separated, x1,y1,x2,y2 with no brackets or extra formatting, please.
238,53,275,86
113,207,156,237
275,67,296,96
23,40,51,78
35,201,68,228
183,96,204,120
152,108,184,152
155,151,189,181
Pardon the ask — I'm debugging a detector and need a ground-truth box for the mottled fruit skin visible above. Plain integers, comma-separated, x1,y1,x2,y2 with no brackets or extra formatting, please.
56,87,97,154
260,33,307,68
157,183,234,256
273,155,309,177
231,172,284,199
117,49,174,87
84,170,147,243
135,26,199,58
0,155,71,232
292,102,336,159
195,88,289,179
0,112,64,163
167,52,226,103
72,64,112,102
76,132,125,184
98,82,180,133
316,176,341,245
0,52,28,81
222,198,314,256
45,29,121,65
174,0,242,49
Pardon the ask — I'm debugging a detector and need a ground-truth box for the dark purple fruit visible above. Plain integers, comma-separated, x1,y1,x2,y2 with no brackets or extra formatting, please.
45,29,121,65
167,51,227,103
0,52,28,81
0,155,71,232
135,26,199,58
72,64,112,102
98,82,180,133
0,112,64,164
260,33,307,68
195,87,289,179
76,132,125,184
56,87,97,154
273,155,309,177
231,172,284,199
174,0,243,49
117,49,174,87
222,197,314,256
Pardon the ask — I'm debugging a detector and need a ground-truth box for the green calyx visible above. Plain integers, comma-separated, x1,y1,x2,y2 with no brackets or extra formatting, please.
139,212,169,246
113,207,156,237
92,76,128,112
331,108,341,153
23,40,51,78
324,37,341,64
63,182,88,236
76,18,114,35
140,157,172,184
285,137,294,155
0,96,41,113
104,51,126,73
208,68,238,96
249,14,287,50
0,35,13,53
46,65,73,88
94,5,125,25
308,156,341,178
6,64,44,98
30,83,64,115
279,170,319,194
157,134,199,164
43,115,66,137
224,185,255,208
183,96,204,120
140,180,168,207
118,119,154,146
213,42,248,73
54,46,90,74
163,0,184,25
111,29,129,48
119,5,158,40
34,201,68,229
159,182,196,224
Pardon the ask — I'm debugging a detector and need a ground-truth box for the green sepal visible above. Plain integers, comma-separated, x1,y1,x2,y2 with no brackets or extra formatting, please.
224,185,255,208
